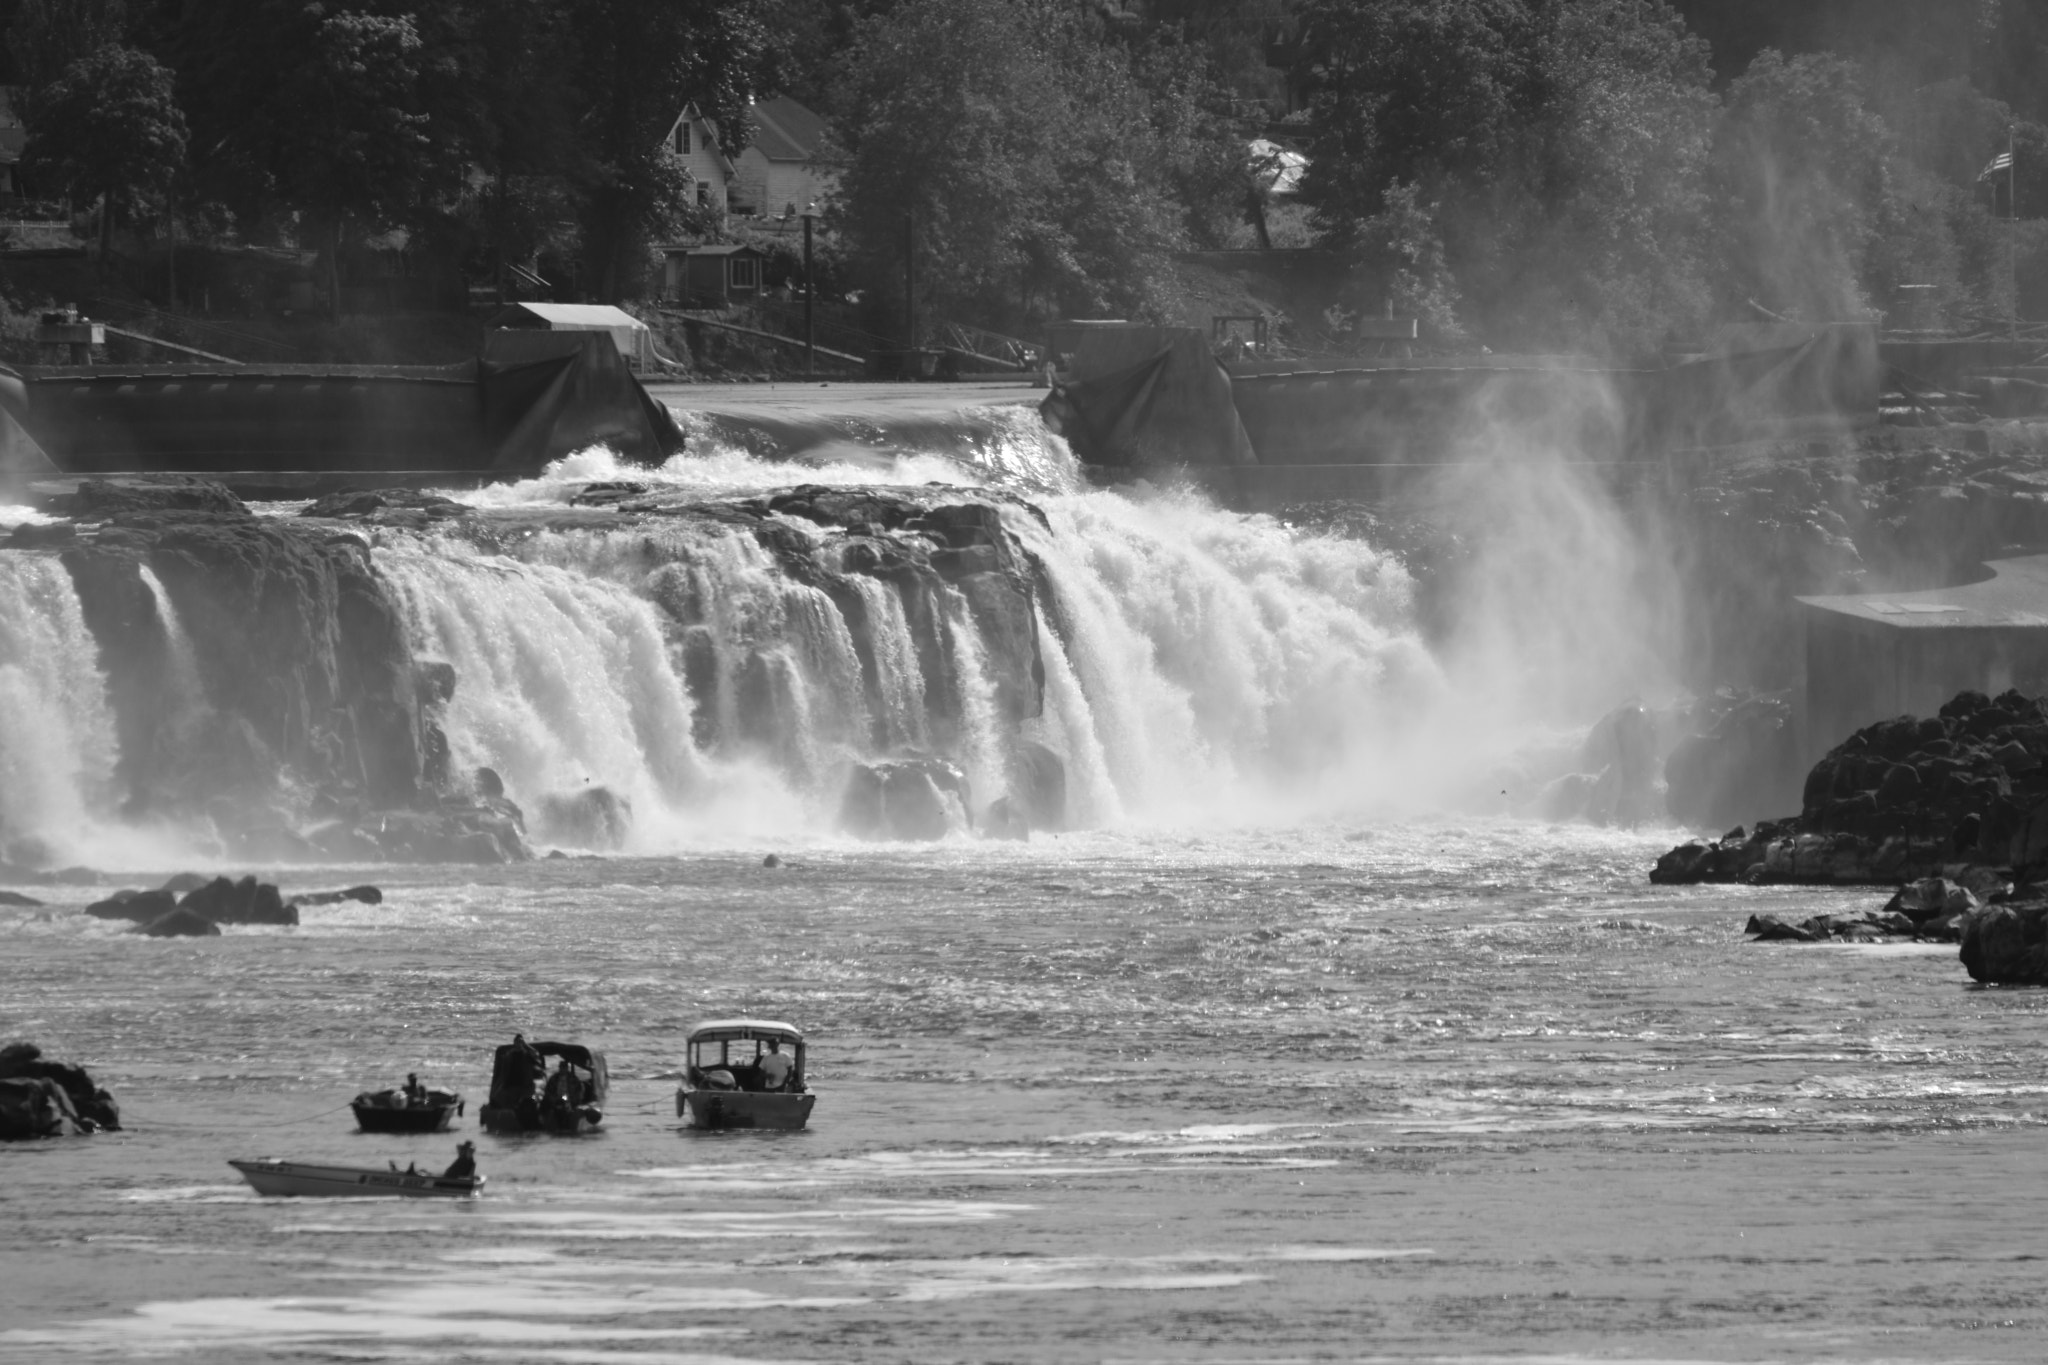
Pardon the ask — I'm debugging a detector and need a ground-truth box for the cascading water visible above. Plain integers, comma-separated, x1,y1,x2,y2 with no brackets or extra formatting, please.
0,405,1456,858
0,556,120,860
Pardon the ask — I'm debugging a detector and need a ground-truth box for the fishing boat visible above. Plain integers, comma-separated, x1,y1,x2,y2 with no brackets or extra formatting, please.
676,1019,816,1131
349,1086,463,1134
228,1158,484,1199
477,1038,608,1135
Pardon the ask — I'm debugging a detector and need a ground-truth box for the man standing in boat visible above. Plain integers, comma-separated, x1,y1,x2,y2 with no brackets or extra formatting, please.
758,1037,793,1092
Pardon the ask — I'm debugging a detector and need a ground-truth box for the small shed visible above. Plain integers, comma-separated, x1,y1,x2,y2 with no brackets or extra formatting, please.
660,244,767,308
489,302,655,370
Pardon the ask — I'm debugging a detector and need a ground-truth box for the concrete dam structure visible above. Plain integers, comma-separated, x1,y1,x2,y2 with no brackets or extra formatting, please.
0,331,684,483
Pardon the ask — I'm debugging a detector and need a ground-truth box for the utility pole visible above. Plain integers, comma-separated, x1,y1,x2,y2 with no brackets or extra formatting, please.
2011,124,2019,342
904,201,917,357
802,201,817,378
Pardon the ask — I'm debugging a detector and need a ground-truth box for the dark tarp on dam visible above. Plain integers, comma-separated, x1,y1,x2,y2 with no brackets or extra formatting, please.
0,331,685,475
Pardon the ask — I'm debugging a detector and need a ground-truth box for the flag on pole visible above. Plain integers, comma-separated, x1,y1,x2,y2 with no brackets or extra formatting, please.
1979,151,2015,181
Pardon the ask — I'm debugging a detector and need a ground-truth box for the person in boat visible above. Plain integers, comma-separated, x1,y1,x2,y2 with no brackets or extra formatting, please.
758,1038,793,1093
402,1073,426,1107
443,1141,477,1180
542,1056,581,1108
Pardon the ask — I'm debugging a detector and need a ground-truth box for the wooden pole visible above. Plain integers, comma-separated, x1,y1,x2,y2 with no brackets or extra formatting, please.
803,207,815,378
2010,125,2019,342
904,202,916,354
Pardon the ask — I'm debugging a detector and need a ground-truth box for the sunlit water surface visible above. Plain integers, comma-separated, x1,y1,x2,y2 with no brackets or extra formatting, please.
6,824,2048,1364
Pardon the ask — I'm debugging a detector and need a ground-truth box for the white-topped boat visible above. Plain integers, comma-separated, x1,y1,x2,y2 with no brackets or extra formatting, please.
676,1019,816,1131
229,1158,484,1199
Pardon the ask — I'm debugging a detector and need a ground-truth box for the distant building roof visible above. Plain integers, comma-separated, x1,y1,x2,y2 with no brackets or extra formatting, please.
490,302,647,332
746,96,831,162
1800,555,2048,630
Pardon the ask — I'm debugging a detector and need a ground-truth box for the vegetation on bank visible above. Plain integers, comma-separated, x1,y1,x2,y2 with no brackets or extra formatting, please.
2,1,2047,356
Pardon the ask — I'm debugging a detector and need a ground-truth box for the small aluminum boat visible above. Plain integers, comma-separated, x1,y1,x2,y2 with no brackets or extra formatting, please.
351,1088,462,1134
229,1158,484,1198
676,1019,816,1131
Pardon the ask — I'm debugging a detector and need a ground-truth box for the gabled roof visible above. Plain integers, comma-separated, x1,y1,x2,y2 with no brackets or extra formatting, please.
746,95,832,162
668,102,737,175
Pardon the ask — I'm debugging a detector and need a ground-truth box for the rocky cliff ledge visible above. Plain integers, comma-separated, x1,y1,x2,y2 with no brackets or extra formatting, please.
1652,688,2048,888
1650,686,2048,982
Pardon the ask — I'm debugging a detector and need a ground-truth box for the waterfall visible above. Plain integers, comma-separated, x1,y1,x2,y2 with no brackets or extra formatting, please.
137,565,207,747
0,555,119,859
0,406,1453,858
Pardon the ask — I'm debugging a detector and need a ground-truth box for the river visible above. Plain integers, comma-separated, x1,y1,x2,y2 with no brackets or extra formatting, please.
6,825,2047,1362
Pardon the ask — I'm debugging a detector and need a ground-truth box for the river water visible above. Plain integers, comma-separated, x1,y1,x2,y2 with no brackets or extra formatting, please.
6,403,2048,1361
7,826,2048,1363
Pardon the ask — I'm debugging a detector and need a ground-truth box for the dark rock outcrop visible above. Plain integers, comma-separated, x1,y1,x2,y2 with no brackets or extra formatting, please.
536,786,633,851
0,1041,120,1135
66,477,250,520
1653,688,2048,886
85,888,178,922
180,875,297,926
287,884,383,908
1960,898,2048,982
138,905,220,937
839,757,972,840
59,514,430,830
0,889,44,907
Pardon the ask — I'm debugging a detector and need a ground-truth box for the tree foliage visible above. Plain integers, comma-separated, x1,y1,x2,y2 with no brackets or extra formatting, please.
19,43,185,230
831,0,1239,332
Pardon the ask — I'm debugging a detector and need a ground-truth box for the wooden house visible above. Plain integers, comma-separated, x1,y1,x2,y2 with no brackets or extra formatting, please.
661,244,767,308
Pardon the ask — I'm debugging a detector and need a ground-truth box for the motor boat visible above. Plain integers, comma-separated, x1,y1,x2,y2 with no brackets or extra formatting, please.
229,1157,483,1199
350,1085,463,1134
478,1039,607,1135
676,1019,815,1131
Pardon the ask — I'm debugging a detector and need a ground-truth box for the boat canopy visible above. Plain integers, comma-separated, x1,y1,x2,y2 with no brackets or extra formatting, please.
686,1019,803,1045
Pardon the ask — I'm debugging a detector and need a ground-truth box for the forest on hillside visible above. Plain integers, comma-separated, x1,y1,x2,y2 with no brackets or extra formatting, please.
4,0,2048,354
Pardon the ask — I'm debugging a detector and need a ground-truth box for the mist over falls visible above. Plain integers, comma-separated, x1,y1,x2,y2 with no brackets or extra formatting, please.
0,454,1445,865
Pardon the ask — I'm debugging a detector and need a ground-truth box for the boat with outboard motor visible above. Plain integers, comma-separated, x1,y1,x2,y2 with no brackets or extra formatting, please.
350,1082,463,1134
478,1036,608,1135
676,1019,815,1131
229,1156,484,1199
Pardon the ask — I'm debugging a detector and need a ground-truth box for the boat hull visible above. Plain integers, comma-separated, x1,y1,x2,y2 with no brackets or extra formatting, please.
229,1158,483,1199
352,1101,458,1134
678,1088,815,1131
478,1102,602,1136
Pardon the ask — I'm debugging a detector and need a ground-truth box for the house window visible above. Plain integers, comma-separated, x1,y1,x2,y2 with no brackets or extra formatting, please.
674,121,691,155
729,257,758,290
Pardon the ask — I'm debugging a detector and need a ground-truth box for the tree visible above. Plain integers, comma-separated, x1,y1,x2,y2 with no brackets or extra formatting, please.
833,0,1223,334
564,0,769,299
1299,0,1717,349
19,43,185,248
0,0,129,90
1707,49,1894,320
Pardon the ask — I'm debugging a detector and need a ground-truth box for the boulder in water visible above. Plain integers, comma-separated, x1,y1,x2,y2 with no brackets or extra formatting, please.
138,905,221,937
839,758,972,841
287,884,383,908
1961,899,2048,982
86,888,178,922
536,786,633,851
984,796,1030,841
0,889,44,908
180,875,297,926
67,476,250,520
0,1042,120,1134
1011,741,1067,832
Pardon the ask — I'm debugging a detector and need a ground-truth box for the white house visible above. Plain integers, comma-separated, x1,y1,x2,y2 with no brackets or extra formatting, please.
662,103,736,216
661,95,840,221
730,96,839,219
